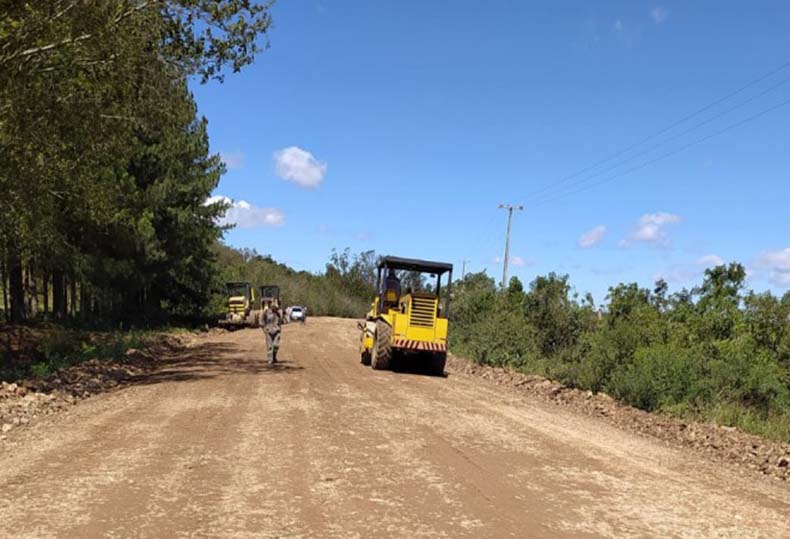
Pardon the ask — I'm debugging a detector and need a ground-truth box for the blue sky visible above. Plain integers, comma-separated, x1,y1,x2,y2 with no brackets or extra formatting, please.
193,1,790,304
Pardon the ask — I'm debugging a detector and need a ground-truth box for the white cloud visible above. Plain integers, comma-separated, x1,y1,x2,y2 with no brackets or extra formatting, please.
205,195,284,228
755,248,790,287
273,146,327,188
578,225,607,248
651,7,669,24
613,19,624,33
205,195,231,206
696,254,724,267
756,248,790,269
620,212,681,247
219,150,245,170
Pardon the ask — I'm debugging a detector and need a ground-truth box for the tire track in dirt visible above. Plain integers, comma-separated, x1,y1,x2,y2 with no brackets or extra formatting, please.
288,323,469,537
295,322,576,537
0,384,186,534
289,318,790,537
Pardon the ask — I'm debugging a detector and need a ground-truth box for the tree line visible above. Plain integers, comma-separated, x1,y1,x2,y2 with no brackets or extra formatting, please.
214,246,377,318
450,263,790,441
0,1,273,325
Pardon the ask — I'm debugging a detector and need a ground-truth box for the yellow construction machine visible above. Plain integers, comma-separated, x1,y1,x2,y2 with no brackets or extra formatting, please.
359,256,453,375
259,285,280,306
219,281,259,328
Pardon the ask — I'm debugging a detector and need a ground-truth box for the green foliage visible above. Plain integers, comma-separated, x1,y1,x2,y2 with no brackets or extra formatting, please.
0,2,273,324
523,273,586,357
608,342,704,411
6,329,152,381
451,272,542,369
707,338,789,412
450,263,790,442
744,291,790,366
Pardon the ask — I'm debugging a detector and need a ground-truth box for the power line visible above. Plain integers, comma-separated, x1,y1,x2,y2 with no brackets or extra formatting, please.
461,209,501,266
528,76,790,206
463,61,790,269
531,95,790,207
522,59,790,203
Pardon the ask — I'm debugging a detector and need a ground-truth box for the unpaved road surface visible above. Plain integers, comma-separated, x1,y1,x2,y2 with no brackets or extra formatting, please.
1,318,789,538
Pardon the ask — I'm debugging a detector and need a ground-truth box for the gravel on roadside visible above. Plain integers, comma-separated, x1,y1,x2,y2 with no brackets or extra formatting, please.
0,334,188,441
446,354,790,482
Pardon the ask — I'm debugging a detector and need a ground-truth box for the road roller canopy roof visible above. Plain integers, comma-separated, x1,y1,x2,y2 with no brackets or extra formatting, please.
225,281,251,294
377,256,453,275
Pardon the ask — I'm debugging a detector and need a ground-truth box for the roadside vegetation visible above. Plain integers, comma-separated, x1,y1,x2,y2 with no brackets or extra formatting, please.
215,245,376,318
0,3,378,329
0,325,158,382
0,2,273,326
450,263,790,442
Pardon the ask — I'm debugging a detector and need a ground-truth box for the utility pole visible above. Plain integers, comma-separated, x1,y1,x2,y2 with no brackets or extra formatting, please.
499,204,523,290
461,259,470,280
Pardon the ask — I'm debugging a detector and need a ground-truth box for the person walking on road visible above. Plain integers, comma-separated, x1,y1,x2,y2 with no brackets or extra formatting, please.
261,299,283,364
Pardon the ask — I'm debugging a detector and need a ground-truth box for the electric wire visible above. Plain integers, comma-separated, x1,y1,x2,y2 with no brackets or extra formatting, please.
462,210,502,269
528,76,790,206
530,96,790,207
463,59,790,267
522,59,790,203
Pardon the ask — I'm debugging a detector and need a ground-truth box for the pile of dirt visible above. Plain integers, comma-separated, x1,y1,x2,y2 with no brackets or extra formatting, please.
446,355,790,482
206,326,231,335
0,334,186,439
1,325,51,370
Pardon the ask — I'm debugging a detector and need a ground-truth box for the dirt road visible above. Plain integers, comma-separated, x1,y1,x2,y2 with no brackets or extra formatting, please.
1,318,789,538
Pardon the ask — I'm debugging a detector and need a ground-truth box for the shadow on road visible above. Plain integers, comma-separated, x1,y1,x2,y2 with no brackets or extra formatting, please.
128,341,303,387
390,354,449,378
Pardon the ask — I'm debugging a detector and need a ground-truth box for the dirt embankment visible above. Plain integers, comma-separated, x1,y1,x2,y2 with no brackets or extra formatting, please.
0,333,188,438
446,355,790,482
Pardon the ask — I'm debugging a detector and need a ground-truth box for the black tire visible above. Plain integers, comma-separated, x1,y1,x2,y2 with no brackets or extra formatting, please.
430,352,447,376
371,320,392,371
360,350,371,366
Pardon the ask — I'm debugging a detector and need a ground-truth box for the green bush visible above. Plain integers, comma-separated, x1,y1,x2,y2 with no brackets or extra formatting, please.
449,263,790,442
18,329,152,379
608,343,703,411
568,330,621,392
40,330,85,364
708,338,789,414
30,362,52,378
457,305,542,369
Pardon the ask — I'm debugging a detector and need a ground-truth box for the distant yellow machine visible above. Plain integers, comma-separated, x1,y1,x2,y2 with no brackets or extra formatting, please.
259,285,280,305
359,256,453,375
219,281,259,328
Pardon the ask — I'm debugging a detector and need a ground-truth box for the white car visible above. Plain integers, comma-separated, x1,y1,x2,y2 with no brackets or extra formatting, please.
289,306,306,322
